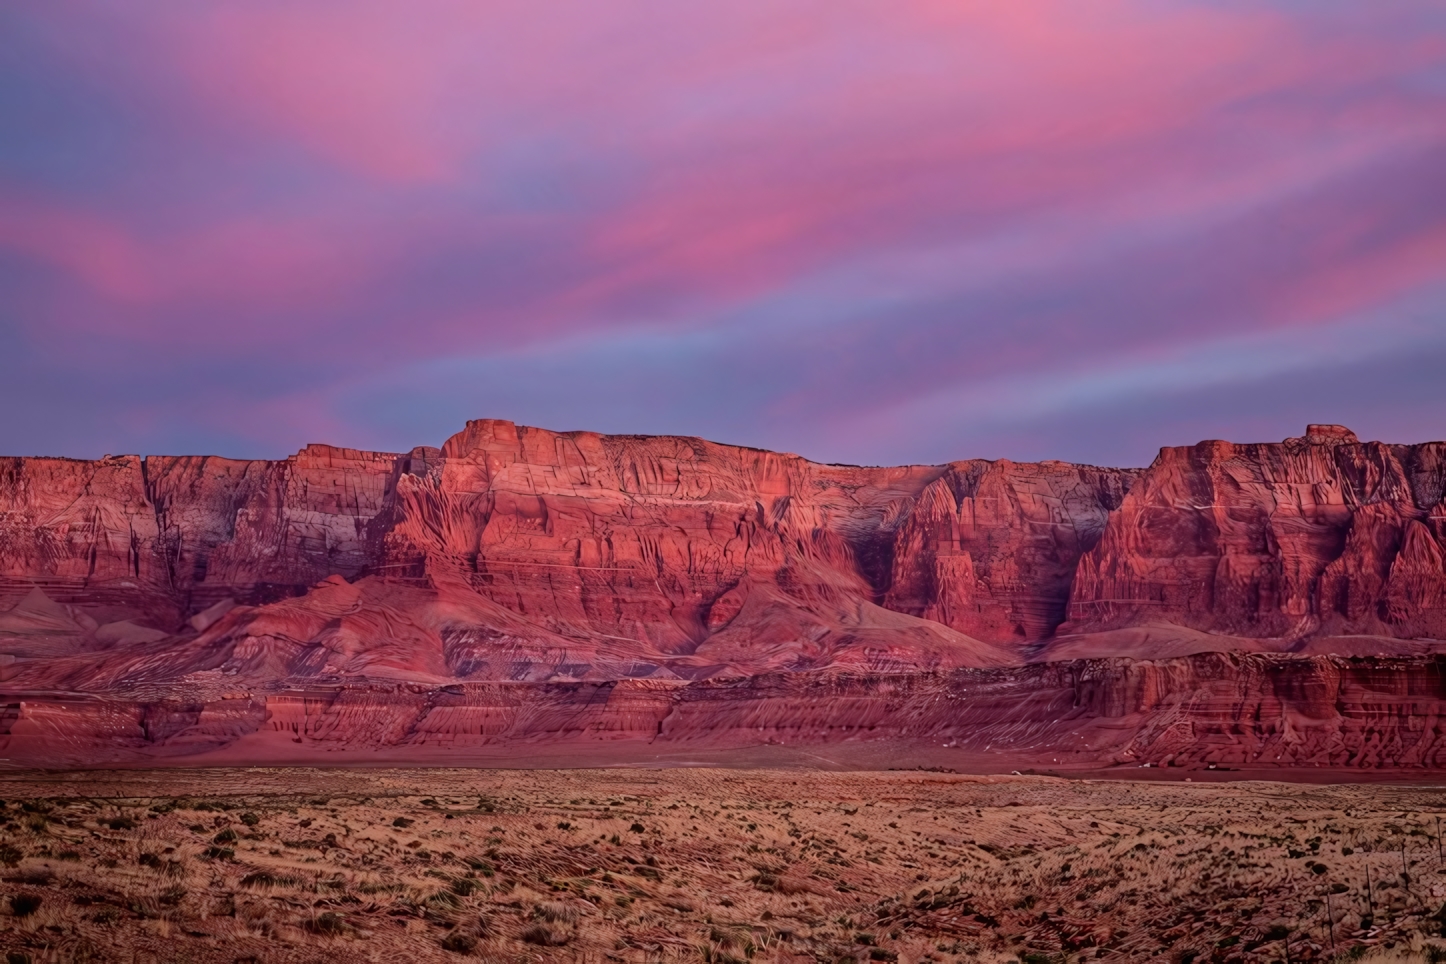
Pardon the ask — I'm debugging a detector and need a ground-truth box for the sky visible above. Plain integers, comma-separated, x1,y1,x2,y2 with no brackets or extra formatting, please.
2,1,1445,468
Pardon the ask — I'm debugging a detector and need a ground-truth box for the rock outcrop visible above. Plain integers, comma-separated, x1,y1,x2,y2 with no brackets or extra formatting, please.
884,460,1139,641
1,419,1146,685
0,445,401,625
1065,425,1446,643
6,654,1446,771
3,419,1446,769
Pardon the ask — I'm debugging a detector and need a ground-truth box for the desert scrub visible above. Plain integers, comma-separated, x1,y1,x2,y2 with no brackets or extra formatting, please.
240,871,302,889
306,911,348,935
521,921,572,946
440,931,477,953
9,893,42,917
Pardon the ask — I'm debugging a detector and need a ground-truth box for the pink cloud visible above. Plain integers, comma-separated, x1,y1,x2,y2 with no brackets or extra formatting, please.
0,198,153,302
2,1,1443,463
13,0,1439,341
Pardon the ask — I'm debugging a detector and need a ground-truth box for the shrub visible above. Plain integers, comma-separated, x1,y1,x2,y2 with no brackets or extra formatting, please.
240,812,260,827
426,890,463,913
393,817,414,828
0,844,21,866
105,816,136,831
213,828,238,843
308,912,347,935
521,922,570,946
10,893,42,917
533,901,579,924
441,932,478,954
241,871,295,889
629,822,645,833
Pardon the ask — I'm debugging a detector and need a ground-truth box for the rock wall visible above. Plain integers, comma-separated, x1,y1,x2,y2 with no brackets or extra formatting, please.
6,419,1446,771
884,460,1139,641
1066,425,1446,641
0,418,1141,676
0,445,403,624
6,654,1446,770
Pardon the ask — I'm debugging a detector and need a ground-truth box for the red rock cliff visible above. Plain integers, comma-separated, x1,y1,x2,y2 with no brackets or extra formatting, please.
0,420,1146,686
1066,425,1446,642
6,420,1446,770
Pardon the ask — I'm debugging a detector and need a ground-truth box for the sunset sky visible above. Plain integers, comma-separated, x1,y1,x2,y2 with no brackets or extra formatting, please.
2,1,1444,467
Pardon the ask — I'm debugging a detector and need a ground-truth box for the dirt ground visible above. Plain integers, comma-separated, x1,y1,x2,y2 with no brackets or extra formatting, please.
2,768,1446,963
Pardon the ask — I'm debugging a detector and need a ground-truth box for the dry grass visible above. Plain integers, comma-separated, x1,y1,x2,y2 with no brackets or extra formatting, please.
1,769,1446,962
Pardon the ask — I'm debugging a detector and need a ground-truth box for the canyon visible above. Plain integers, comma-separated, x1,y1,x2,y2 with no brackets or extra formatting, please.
2,420,1445,770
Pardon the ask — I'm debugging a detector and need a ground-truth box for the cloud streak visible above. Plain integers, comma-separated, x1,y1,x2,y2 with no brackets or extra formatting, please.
0,1,1443,464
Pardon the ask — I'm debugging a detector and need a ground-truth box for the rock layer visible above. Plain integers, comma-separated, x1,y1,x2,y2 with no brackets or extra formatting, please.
4,419,1446,769
6,654,1446,771
1066,425,1446,642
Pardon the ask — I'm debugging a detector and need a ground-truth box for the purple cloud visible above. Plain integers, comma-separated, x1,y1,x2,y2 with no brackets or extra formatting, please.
0,1,1443,464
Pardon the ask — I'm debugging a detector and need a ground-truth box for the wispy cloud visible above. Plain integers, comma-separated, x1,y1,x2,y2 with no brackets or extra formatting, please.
0,1,1442,462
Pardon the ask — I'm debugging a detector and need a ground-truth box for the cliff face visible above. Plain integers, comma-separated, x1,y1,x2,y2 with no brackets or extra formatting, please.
884,460,1140,641
5,419,1446,769
0,419,1148,686
0,445,400,623
6,654,1446,771
1066,425,1446,642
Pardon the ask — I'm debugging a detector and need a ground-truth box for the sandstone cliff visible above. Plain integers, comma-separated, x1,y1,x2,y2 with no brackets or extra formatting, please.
5,653,1446,772
4,419,1446,769
0,418,1150,686
1064,425,1446,645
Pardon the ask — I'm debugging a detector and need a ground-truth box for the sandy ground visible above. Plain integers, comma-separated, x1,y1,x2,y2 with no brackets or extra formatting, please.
1,769,1446,963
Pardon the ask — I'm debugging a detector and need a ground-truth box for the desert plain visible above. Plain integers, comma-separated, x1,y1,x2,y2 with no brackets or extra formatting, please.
1,769,1446,964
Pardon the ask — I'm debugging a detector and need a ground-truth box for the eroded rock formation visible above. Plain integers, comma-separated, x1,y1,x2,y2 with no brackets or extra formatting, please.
3,419,1446,768
1065,425,1446,643
6,654,1446,771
